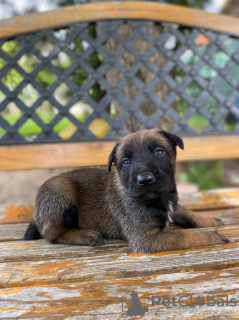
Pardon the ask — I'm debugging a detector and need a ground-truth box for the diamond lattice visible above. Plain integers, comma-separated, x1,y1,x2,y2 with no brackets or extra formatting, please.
0,19,239,145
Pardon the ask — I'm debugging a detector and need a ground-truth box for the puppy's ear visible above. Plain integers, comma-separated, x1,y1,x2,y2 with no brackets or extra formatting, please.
157,129,184,150
108,142,119,172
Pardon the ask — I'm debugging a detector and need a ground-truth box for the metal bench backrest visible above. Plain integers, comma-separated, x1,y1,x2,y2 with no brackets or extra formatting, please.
0,1,239,171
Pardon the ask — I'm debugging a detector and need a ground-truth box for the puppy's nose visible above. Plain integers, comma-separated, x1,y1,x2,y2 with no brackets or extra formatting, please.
137,173,155,186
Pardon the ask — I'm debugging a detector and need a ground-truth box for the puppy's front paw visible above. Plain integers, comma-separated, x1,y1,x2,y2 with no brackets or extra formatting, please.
83,230,106,246
208,231,229,245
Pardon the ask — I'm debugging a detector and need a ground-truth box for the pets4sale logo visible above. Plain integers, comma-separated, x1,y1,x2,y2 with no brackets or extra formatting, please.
118,291,237,318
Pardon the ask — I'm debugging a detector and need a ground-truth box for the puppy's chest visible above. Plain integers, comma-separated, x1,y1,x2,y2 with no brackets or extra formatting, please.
119,197,174,230
145,203,172,229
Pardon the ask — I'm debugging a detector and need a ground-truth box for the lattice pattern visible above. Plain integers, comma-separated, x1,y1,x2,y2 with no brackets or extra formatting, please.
0,19,239,144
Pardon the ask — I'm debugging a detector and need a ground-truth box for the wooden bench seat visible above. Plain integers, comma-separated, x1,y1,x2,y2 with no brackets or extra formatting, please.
0,188,239,319
1,1,239,318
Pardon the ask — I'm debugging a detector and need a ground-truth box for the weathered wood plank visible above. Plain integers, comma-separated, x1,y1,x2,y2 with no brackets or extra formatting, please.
0,238,239,287
0,239,130,263
0,142,114,171
0,189,239,225
196,207,239,225
0,205,33,224
1,222,239,243
1,1,239,38
0,223,27,241
1,136,239,171
179,188,239,211
0,267,239,319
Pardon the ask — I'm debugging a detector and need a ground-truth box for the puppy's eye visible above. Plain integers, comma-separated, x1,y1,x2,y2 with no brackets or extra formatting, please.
122,158,130,166
155,148,164,157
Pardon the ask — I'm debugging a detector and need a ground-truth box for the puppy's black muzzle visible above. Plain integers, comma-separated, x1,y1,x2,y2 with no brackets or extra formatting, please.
137,173,155,186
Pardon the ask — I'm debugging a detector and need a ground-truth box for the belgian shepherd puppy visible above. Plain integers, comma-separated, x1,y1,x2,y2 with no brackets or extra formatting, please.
24,129,228,252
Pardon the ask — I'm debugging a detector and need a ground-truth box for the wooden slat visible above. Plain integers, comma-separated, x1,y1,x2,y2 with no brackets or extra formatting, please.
0,223,27,241
0,135,239,171
0,240,239,288
177,135,239,162
0,204,33,224
0,240,129,263
0,141,115,171
191,207,239,225
0,233,239,268
0,2,239,38
0,188,238,225
179,188,239,210
0,267,239,319
1,212,239,242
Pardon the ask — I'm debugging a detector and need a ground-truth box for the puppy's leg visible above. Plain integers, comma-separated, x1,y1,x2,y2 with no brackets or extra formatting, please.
172,204,223,228
53,229,105,246
35,175,104,246
123,217,229,253
129,227,229,253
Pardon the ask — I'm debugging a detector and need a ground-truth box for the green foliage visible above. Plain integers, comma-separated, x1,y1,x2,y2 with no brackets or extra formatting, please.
73,36,85,55
202,96,219,115
18,53,39,73
177,98,189,117
0,113,87,138
18,119,42,136
187,113,208,132
2,68,23,91
220,118,238,132
53,117,73,132
69,67,89,87
86,52,102,69
1,39,21,56
178,161,224,190
87,24,97,39
35,67,57,88
0,0,234,146
88,83,105,102
0,57,5,68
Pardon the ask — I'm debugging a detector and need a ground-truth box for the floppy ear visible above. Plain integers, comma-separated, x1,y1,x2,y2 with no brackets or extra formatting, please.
108,142,119,172
157,130,184,150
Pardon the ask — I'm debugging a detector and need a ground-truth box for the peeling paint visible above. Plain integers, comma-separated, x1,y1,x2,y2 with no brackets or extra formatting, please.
0,287,81,301
0,205,33,224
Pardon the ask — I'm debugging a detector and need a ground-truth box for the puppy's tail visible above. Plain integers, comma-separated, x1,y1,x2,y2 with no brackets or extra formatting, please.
23,220,41,240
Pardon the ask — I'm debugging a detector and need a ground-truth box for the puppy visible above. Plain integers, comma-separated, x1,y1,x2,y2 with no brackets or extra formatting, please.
24,129,228,252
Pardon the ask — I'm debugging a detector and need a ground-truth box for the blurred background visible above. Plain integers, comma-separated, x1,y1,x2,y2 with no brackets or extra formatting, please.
0,0,239,206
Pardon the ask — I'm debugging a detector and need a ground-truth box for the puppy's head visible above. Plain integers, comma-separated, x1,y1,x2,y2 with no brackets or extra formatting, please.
108,129,183,200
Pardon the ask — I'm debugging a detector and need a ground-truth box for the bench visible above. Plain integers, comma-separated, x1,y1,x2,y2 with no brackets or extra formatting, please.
0,2,239,318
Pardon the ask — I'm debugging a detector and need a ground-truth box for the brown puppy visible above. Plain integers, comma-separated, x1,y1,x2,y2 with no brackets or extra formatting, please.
24,129,228,252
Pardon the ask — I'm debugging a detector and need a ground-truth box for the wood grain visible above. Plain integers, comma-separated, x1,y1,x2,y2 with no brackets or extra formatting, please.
0,187,238,318
0,239,129,263
0,268,238,319
0,238,239,286
0,141,115,171
1,135,239,171
179,188,239,210
0,223,27,241
1,212,239,242
0,188,238,225
0,1,239,38
0,204,34,224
